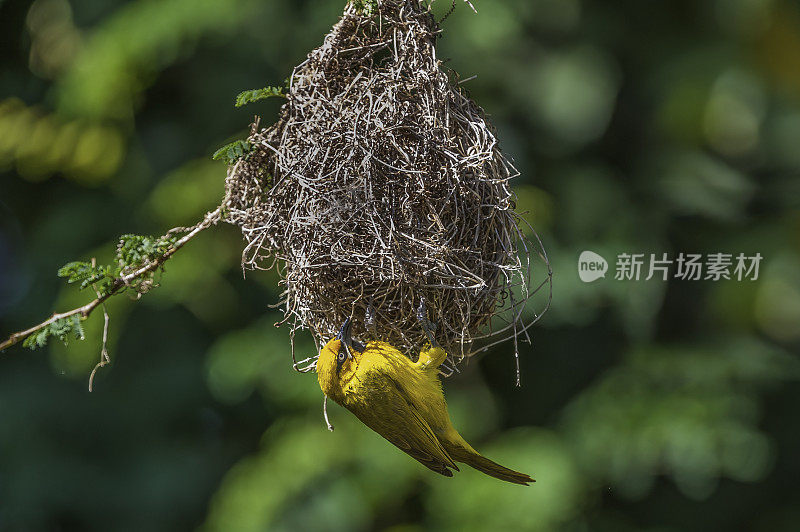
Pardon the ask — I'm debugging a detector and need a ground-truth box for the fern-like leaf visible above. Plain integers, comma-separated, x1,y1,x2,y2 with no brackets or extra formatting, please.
117,234,177,267
235,86,287,107
212,139,253,164
351,0,379,15
22,315,85,350
58,261,115,294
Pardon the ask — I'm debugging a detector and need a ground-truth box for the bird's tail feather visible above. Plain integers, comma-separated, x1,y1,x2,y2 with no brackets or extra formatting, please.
449,447,534,485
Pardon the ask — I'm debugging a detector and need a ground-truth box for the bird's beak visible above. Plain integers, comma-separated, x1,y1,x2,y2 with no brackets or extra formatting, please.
337,318,365,354
336,318,351,342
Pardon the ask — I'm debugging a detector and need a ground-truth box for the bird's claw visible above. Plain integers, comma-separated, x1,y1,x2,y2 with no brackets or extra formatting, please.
365,303,378,338
416,299,439,348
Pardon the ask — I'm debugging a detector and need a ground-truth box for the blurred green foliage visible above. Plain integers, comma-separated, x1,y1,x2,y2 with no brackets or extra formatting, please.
2,0,800,530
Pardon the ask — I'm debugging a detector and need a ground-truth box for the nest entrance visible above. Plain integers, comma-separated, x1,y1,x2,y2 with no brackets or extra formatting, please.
224,0,551,373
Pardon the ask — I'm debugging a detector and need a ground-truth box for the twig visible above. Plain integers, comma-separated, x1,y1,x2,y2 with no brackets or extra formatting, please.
88,258,111,392
0,207,223,353
323,395,335,431
88,301,110,392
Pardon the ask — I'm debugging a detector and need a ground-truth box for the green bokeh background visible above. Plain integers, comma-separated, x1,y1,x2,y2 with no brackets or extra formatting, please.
2,0,800,530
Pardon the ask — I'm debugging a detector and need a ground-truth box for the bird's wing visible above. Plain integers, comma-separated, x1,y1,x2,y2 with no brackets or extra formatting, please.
415,345,448,373
343,371,458,477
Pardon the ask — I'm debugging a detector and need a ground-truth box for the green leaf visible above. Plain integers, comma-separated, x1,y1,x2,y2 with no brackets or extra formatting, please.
23,315,86,350
235,86,286,107
117,234,177,267
58,261,115,294
115,233,178,294
212,139,253,164
351,0,378,15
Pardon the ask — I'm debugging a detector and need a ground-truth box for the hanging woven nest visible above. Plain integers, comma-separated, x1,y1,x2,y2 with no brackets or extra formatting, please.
223,0,550,373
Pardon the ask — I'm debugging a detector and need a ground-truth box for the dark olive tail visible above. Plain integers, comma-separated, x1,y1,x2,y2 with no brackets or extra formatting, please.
449,448,534,485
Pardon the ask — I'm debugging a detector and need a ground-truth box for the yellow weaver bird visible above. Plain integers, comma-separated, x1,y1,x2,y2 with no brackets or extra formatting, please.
316,318,533,485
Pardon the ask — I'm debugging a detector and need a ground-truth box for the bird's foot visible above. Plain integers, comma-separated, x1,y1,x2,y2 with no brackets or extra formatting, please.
416,299,439,348
416,299,447,370
365,302,378,339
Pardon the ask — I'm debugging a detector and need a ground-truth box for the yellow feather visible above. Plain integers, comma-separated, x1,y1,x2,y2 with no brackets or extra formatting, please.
317,339,533,485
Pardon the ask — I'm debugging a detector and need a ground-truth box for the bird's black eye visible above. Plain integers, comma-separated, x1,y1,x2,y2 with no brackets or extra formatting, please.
336,345,347,373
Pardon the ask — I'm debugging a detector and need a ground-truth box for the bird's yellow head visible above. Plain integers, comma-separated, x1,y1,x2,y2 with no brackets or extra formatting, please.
316,319,363,402
317,338,345,400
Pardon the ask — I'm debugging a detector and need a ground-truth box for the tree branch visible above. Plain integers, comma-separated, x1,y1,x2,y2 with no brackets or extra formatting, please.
0,207,223,353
